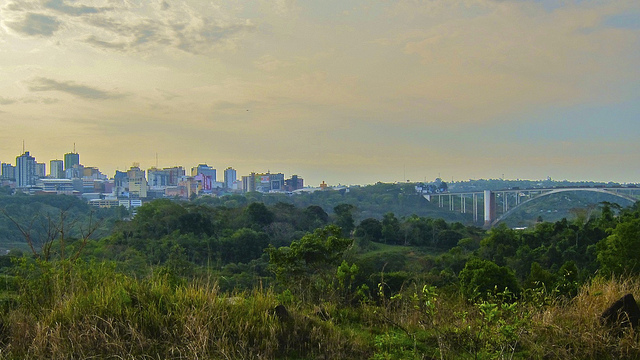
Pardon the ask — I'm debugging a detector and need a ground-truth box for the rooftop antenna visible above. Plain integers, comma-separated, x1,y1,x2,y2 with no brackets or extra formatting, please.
22,140,25,153
156,152,158,168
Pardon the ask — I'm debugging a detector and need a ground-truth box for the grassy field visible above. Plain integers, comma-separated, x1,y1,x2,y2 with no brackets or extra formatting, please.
0,259,638,359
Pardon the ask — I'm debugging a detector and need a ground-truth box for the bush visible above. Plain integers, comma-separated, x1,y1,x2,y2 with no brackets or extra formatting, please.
459,258,520,300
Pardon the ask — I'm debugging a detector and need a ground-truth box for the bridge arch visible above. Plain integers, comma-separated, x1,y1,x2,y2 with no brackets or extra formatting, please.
491,188,637,227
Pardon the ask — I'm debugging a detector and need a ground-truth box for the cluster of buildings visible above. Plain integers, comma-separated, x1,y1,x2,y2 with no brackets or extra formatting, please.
0,150,305,209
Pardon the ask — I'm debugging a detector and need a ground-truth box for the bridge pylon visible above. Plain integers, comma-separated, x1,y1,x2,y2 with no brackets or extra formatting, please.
484,190,495,228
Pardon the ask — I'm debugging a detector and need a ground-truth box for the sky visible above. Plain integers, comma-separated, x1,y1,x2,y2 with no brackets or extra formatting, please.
1,0,639,186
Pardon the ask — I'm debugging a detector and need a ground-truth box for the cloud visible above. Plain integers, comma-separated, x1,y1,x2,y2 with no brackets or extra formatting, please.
254,55,290,71
27,77,126,100
85,16,172,49
80,10,255,54
6,12,60,36
83,35,127,51
21,96,59,104
266,0,299,16
173,19,255,54
0,97,17,105
44,0,108,17
2,0,255,54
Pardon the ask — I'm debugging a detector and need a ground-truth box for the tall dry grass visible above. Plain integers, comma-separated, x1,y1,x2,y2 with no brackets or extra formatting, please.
0,261,370,359
3,260,640,359
524,276,640,359
360,278,640,359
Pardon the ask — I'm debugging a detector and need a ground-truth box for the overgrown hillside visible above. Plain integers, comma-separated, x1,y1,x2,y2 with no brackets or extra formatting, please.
0,193,639,358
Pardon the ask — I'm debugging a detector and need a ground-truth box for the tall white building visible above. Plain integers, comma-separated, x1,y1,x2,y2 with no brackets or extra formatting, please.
1,163,15,180
16,151,37,188
50,160,64,178
224,167,236,189
35,162,46,178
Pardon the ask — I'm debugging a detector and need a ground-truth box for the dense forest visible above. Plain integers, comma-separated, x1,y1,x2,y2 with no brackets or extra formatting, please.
0,185,639,358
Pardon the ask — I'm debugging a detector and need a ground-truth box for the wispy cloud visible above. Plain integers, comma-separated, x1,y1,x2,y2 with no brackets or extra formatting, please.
44,0,108,17
173,19,255,54
0,97,17,105
2,0,255,54
6,13,60,36
83,35,127,51
27,77,126,100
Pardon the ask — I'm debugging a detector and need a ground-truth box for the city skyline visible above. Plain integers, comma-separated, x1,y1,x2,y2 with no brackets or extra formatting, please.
1,1,639,186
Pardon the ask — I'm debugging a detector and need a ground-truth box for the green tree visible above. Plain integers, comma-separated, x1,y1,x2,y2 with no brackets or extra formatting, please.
478,224,519,266
354,218,383,244
266,225,353,298
596,217,640,276
333,203,356,237
302,205,329,230
381,212,401,244
244,202,274,228
459,258,520,301
523,262,556,291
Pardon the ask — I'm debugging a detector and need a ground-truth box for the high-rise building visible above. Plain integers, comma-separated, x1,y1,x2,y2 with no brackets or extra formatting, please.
127,165,148,198
147,167,169,188
268,173,285,191
166,166,185,186
224,167,236,189
191,164,216,182
16,151,37,188
64,152,79,171
65,164,84,179
35,162,46,178
1,163,15,181
50,160,64,178
147,166,185,188
285,175,304,191
242,173,257,192
82,167,106,180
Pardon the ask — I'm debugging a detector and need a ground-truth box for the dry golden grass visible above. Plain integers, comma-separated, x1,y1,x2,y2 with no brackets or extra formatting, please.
3,260,640,360
0,267,371,359
523,276,640,359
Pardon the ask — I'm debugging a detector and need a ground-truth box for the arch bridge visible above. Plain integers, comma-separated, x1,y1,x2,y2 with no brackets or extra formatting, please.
424,187,639,228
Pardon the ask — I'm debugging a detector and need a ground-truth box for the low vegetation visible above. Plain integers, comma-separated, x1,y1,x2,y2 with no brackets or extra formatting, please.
0,188,639,358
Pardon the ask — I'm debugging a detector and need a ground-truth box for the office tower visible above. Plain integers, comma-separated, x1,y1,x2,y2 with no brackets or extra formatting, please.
285,175,304,191
16,151,37,188
166,166,185,186
147,167,169,188
242,173,256,192
65,164,84,179
268,173,285,191
64,152,80,171
224,167,236,189
127,165,148,198
147,166,185,188
191,164,216,182
50,160,64,178
1,164,15,181
35,162,46,178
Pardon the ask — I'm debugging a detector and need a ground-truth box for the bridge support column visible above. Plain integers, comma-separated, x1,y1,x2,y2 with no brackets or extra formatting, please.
484,190,495,228
473,193,478,223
